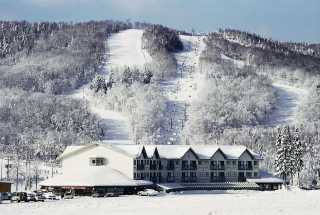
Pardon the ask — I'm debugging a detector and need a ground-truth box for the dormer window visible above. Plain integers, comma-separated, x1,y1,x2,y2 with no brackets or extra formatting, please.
90,157,106,166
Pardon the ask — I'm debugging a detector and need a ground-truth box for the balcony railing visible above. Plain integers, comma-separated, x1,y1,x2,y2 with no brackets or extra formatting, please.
137,165,145,170
238,176,246,182
150,164,157,170
210,176,226,182
238,165,253,170
181,176,197,183
167,165,175,170
210,165,225,170
182,165,197,170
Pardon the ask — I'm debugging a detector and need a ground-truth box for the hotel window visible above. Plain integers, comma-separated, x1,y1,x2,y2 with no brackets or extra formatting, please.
254,172,258,177
246,172,252,178
227,161,231,165
90,157,106,166
232,161,236,165
254,161,258,166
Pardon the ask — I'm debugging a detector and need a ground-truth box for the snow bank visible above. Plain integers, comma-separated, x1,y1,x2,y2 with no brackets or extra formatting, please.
2,190,320,215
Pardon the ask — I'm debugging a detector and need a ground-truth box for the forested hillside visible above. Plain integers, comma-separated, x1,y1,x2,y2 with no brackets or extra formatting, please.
0,20,130,157
142,24,183,79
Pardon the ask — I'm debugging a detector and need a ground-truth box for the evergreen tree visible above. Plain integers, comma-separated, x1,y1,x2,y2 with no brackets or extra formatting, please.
90,75,107,94
274,126,294,185
292,127,305,185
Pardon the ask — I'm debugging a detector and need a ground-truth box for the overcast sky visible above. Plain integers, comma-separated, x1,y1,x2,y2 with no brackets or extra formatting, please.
0,0,319,43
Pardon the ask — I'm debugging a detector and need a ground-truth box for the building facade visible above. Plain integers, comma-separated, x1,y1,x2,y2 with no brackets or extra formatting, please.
53,144,262,185
131,145,262,183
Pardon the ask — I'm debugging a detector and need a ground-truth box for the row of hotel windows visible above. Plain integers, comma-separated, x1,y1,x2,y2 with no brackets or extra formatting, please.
134,160,258,170
134,160,258,165
134,171,259,180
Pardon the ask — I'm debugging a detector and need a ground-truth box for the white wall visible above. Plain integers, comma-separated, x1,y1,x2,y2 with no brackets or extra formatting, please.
61,145,134,179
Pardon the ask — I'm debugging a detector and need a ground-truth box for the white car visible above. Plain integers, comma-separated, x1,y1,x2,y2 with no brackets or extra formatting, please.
43,192,58,200
137,189,159,196
63,191,74,199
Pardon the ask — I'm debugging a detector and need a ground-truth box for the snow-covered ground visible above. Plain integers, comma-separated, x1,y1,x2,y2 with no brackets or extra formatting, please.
263,82,308,127
71,29,151,143
2,190,320,215
160,35,205,144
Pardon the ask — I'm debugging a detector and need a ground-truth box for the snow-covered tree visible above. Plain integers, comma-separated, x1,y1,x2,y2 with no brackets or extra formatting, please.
274,126,294,184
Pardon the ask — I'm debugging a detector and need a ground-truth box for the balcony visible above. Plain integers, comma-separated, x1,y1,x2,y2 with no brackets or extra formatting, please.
181,176,197,183
210,176,226,182
167,165,175,170
238,165,253,170
137,165,145,170
150,164,157,170
210,165,225,170
181,165,197,171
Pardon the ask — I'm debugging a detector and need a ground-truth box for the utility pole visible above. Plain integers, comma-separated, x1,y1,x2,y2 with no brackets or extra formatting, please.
35,164,38,191
0,157,3,181
5,156,11,181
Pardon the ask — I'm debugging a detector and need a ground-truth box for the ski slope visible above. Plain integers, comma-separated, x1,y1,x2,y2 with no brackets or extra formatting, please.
71,29,151,143
160,35,206,144
263,82,308,127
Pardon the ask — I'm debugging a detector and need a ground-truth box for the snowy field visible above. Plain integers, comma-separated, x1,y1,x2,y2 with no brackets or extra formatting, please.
1,190,320,215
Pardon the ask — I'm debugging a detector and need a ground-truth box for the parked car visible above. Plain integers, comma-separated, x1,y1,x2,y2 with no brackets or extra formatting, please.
104,192,119,197
92,192,105,198
43,192,58,200
64,191,74,199
0,192,11,203
11,192,28,202
35,193,45,202
137,189,159,196
27,193,37,202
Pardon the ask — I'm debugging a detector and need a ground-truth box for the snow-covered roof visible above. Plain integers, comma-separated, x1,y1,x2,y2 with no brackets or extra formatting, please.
57,144,97,161
247,177,284,184
110,144,262,160
40,166,152,187
0,181,13,184
57,144,262,161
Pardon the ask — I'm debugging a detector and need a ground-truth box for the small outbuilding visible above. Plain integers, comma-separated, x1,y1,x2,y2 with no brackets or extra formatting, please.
247,177,284,191
0,181,12,193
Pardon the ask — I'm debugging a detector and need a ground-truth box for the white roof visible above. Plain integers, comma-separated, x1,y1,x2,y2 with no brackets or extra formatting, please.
58,144,262,161
40,166,152,187
247,177,284,184
57,145,96,161
111,144,262,160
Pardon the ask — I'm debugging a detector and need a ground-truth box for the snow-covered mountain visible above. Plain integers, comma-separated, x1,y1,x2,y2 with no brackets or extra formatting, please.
0,20,319,190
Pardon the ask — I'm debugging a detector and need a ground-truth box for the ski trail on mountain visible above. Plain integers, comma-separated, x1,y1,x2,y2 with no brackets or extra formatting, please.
71,29,151,143
262,82,308,127
161,35,206,144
